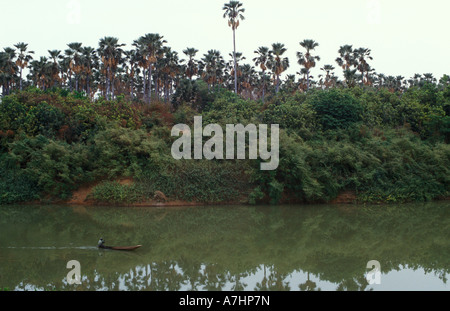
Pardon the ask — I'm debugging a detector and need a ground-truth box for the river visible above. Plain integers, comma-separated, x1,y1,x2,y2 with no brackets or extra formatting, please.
0,202,448,291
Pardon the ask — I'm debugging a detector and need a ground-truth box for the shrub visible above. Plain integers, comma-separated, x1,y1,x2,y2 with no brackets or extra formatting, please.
8,135,93,200
91,181,144,204
0,154,41,204
307,89,363,131
139,159,253,203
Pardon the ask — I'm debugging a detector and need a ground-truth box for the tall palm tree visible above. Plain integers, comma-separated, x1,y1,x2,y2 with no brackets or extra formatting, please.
200,50,225,90
320,64,335,89
160,46,180,102
423,73,436,84
132,42,149,101
29,57,50,90
297,39,320,90
240,63,256,99
269,43,289,93
354,47,373,86
336,45,355,71
283,74,297,94
133,33,166,103
67,42,83,91
227,51,245,92
98,37,125,100
253,46,271,102
0,47,18,95
182,47,199,81
223,0,245,94
63,48,75,90
14,42,34,91
48,49,62,88
343,68,358,88
81,46,98,96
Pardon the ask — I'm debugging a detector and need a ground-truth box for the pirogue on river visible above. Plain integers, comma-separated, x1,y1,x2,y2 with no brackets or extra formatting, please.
97,238,142,251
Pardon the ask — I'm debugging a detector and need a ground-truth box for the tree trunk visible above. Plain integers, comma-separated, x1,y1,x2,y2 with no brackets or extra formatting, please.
148,65,152,104
155,67,159,100
142,69,147,101
19,67,23,91
87,75,90,97
106,67,111,100
233,28,238,94
307,70,310,90
276,75,280,93
130,74,134,99
111,76,115,100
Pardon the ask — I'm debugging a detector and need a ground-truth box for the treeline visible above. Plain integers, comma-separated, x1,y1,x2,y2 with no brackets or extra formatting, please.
1,35,450,104
0,82,449,205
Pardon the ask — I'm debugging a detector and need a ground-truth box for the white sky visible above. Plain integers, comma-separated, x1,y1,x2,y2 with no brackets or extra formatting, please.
1,0,449,80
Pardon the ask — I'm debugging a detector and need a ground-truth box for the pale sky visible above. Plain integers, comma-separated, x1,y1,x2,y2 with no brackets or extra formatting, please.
1,0,449,80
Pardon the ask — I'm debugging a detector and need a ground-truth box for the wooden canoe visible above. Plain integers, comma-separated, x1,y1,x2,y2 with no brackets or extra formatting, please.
100,245,142,251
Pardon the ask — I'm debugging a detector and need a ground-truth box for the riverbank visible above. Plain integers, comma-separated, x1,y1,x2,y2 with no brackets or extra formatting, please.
1,88,449,206
50,179,447,208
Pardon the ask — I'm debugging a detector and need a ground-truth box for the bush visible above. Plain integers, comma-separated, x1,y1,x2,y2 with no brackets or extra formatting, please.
139,159,253,203
0,87,449,205
90,124,170,179
8,135,93,200
307,89,363,131
0,154,41,204
91,181,144,204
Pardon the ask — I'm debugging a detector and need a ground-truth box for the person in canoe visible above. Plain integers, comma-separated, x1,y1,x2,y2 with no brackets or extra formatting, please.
98,238,111,249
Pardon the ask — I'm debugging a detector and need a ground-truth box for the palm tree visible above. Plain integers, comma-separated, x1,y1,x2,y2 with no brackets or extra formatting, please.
0,47,18,95
423,73,436,84
63,48,75,90
354,47,373,85
227,51,245,92
269,43,289,93
98,37,125,100
14,42,34,91
182,47,199,81
29,56,50,90
253,46,271,102
240,63,257,99
200,50,225,90
297,39,320,90
160,46,180,102
223,0,245,94
67,42,83,91
343,68,358,88
132,43,149,101
48,50,62,88
81,46,98,96
283,74,297,94
257,72,272,102
336,45,355,71
123,49,137,98
320,64,335,89
133,33,166,103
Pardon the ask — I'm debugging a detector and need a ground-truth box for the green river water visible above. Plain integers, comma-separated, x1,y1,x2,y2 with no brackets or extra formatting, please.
0,202,448,291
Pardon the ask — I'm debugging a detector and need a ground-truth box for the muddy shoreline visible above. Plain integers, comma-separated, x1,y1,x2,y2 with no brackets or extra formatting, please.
17,179,450,208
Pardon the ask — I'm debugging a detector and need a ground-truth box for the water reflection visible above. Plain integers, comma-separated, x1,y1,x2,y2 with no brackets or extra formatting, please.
0,202,449,291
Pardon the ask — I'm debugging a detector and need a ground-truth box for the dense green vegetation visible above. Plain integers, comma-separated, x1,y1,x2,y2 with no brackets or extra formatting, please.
0,1,448,205
0,82,448,205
